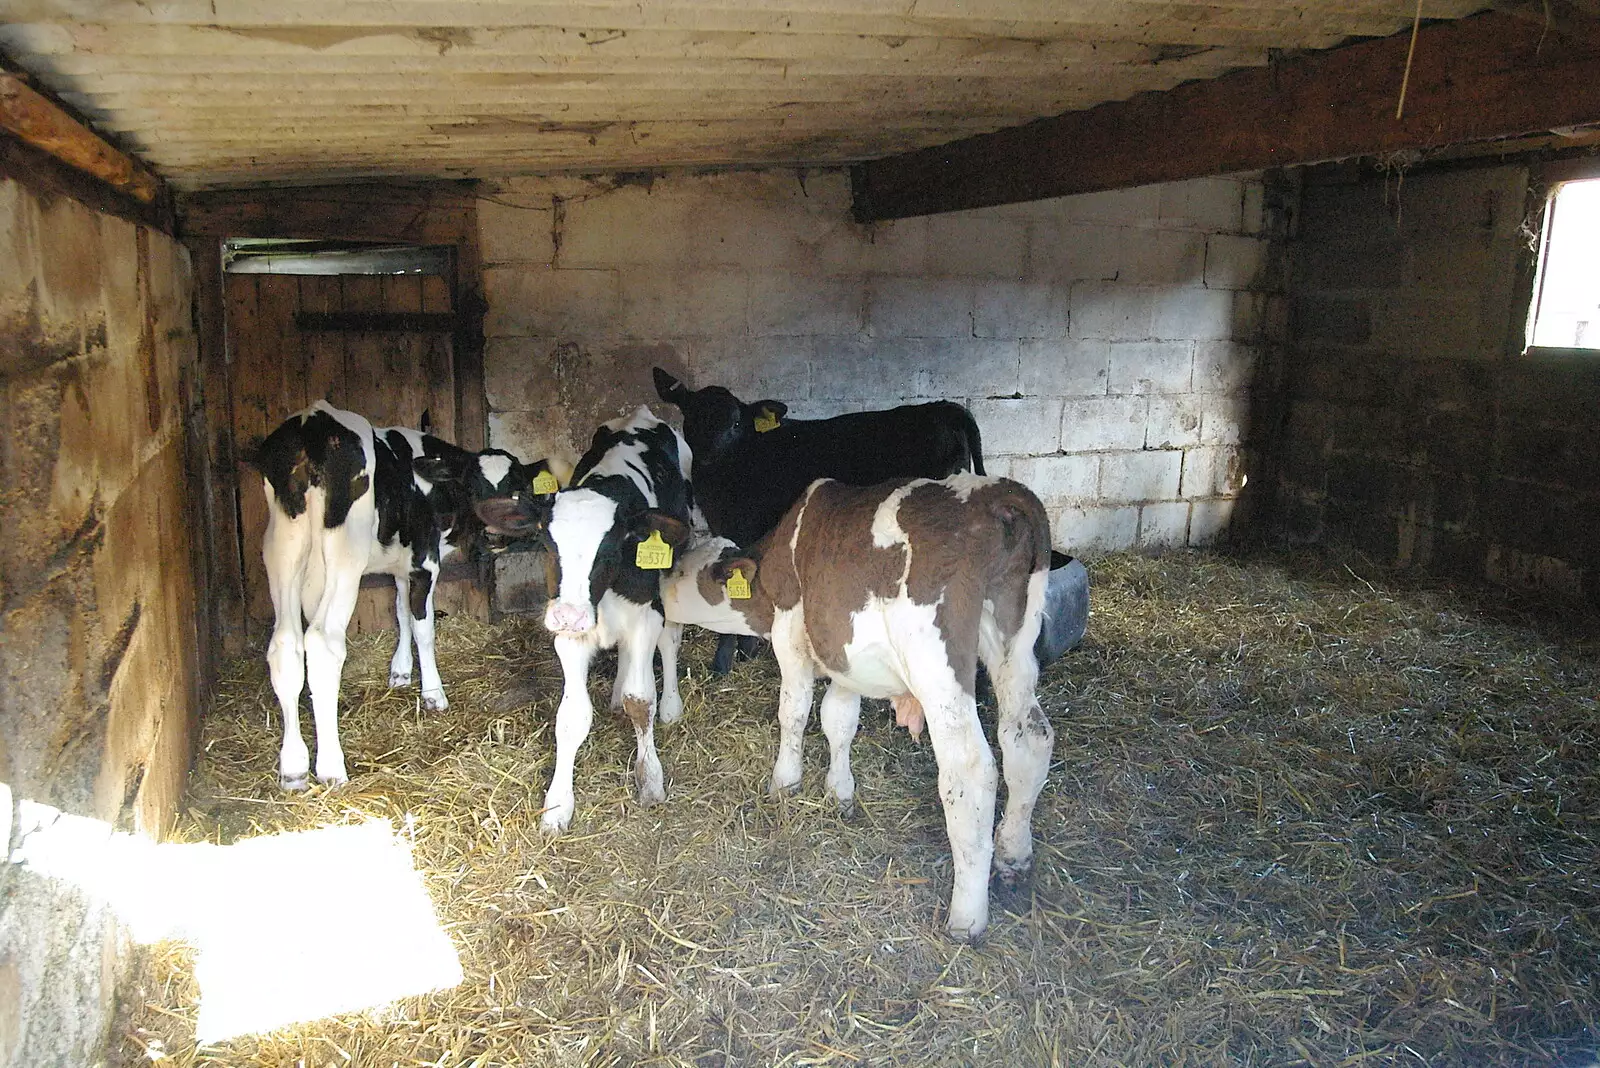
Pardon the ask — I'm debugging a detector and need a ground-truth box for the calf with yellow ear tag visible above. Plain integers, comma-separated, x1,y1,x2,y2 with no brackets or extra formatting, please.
477,407,695,834
666,473,1062,942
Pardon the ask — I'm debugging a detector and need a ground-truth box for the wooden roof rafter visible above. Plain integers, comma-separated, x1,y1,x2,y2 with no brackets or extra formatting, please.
851,9,1600,221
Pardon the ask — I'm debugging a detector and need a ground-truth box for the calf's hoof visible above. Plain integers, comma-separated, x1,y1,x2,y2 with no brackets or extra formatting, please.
539,808,573,835
658,696,684,725
280,772,310,792
989,874,1033,916
945,919,988,944
993,854,1035,889
315,758,349,787
825,782,857,819
766,775,801,798
421,691,448,712
493,679,542,714
388,671,412,688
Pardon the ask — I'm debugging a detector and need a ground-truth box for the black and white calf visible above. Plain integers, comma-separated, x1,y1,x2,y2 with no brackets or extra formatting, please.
253,401,553,790
475,407,694,833
653,366,984,546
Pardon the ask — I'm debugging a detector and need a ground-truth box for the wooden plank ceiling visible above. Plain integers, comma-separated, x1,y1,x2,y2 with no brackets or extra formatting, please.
1,1,1489,191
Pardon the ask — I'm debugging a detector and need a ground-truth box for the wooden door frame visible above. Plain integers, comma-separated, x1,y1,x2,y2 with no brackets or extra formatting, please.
180,182,487,659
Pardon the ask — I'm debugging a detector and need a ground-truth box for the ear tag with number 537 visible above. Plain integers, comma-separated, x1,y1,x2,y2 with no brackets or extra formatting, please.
725,567,751,599
636,530,673,570
753,409,780,433
532,469,560,494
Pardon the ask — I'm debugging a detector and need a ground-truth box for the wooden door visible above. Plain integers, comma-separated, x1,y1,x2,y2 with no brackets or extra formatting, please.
226,267,485,638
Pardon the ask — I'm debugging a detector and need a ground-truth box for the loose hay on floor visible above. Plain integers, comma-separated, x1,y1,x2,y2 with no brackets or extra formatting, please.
121,549,1600,1066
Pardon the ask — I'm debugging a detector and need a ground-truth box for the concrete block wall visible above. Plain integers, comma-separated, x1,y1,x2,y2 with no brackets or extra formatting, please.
0,177,200,1067
479,168,1282,553
1279,160,1600,605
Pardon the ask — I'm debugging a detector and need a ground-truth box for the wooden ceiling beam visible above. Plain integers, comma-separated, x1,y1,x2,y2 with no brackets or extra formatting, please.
852,10,1600,221
0,1,1452,42
0,70,164,204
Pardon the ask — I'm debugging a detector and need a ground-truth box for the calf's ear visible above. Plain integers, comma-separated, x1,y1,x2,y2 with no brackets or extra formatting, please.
523,459,565,495
652,366,691,406
752,400,788,421
475,497,548,537
236,439,263,472
631,510,691,549
413,455,458,484
712,556,759,584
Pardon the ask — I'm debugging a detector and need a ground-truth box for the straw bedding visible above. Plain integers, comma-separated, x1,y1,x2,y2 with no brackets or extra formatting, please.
120,549,1600,1066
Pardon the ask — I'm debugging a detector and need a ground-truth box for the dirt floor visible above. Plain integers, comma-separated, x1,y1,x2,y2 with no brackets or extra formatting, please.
122,549,1600,1066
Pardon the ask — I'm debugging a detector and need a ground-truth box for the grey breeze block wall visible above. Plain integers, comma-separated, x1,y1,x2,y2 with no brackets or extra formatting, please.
476,168,1286,553
1278,160,1600,606
0,176,200,1067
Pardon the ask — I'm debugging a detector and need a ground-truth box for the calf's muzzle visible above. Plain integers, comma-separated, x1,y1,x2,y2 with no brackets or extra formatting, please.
545,600,595,635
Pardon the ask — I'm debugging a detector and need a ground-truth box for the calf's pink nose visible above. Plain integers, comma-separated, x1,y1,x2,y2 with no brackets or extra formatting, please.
548,601,591,632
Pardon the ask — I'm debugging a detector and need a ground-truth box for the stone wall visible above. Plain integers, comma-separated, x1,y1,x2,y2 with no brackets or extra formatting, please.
1277,160,1600,605
477,168,1284,552
0,176,199,1066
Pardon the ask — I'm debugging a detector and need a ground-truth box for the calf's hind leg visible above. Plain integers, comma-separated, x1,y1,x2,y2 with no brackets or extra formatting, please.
389,572,415,688
408,561,448,711
989,569,1053,884
302,514,369,786
989,648,1052,886
919,682,999,943
263,487,313,790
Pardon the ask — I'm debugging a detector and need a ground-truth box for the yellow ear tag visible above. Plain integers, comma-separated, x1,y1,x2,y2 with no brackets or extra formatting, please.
725,567,751,599
753,409,780,433
636,530,673,570
532,469,560,495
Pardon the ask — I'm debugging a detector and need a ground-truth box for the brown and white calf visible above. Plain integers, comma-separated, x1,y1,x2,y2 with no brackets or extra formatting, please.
654,366,986,675
661,474,1055,941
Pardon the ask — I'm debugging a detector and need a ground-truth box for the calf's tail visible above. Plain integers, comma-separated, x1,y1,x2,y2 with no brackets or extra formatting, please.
988,482,1052,574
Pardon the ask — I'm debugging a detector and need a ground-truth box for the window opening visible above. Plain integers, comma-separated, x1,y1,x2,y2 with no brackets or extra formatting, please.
1528,177,1600,351
223,239,452,276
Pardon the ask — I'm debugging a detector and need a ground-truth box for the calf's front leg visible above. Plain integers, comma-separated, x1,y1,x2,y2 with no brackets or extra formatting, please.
819,682,862,814
656,621,685,725
616,611,667,806
542,634,597,833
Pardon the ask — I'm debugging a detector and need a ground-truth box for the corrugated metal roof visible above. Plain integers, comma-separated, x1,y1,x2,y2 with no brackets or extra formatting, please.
0,2,1487,190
